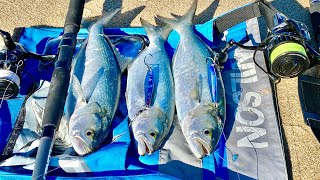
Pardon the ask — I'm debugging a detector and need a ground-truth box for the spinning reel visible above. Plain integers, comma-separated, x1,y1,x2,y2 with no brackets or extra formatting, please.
218,13,320,82
0,29,55,99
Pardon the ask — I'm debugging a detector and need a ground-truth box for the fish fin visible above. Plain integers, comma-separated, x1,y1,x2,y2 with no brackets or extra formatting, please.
190,74,202,103
170,13,182,19
87,8,121,29
100,31,132,73
156,15,180,31
71,39,88,75
81,16,99,30
179,0,197,25
82,67,105,101
116,53,132,73
140,18,172,41
71,75,87,110
198,75,203,102
156,0,197,31
160,25,172,40
100,8,121,27
31,99,43,126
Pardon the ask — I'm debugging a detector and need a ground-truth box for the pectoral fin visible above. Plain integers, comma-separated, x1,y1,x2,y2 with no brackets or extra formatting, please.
71,75,87,110
82,67,105,101
31,99,44,132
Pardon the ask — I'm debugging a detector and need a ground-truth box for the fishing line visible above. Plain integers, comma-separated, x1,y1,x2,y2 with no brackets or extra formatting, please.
238,122,260,180
225,33,307,179
220,37,279,179
0,49,10,106
33,156,82,180
214,153,241,180
204,55,241,179
217,122,241,180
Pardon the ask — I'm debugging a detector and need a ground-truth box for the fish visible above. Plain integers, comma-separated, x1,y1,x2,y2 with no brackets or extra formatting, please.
157,0,225,159
126,18,175,155
65,8,131,156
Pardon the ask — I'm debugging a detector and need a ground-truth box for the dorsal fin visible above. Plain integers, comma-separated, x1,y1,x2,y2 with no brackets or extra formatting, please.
104,36,132,73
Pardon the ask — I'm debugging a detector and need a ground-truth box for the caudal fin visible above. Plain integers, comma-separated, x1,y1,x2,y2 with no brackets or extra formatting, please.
140,18,172,41
99,8,121,26
86,8,121,29
156,0,197,32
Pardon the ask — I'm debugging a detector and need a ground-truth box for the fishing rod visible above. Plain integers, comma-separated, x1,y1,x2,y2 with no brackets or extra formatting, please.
32,0,85,179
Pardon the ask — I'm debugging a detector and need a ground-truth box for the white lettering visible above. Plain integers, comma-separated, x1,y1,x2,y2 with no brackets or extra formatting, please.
236,126,269,148
236,106,264,126
243,92,261,107
232,53,259,83
235,92,268,149
230,52,268,149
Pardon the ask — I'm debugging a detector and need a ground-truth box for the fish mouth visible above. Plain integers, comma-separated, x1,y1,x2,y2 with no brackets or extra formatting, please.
191,136,213,159
71,136,93,156
136,133,154,156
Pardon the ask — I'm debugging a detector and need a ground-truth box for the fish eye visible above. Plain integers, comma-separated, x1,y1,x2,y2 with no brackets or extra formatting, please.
149,131,157,138
85,129,94,137
204,129,212,136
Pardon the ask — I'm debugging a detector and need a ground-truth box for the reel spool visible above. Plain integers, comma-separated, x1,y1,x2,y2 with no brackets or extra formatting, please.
0,69,20,99
265,34,310,78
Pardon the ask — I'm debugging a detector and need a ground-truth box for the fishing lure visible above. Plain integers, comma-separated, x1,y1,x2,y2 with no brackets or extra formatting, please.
144,54,155,107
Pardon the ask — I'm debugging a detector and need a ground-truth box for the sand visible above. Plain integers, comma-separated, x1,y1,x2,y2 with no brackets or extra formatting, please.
0,0,319,179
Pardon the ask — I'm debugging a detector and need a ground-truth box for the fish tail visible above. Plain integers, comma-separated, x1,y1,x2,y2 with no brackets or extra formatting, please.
140,18,172,41
87,8,121,30
98,8,121,26
156,0,197,32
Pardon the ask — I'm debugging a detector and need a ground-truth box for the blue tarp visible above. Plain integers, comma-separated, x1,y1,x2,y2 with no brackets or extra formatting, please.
0,3,288,179
0,20,226,179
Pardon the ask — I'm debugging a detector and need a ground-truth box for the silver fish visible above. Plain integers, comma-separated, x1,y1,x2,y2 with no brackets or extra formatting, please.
157,0,225,159
126,18,174,155
66,8,130,156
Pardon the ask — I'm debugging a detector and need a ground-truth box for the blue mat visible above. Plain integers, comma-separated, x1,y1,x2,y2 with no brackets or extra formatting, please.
0,3,288,179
